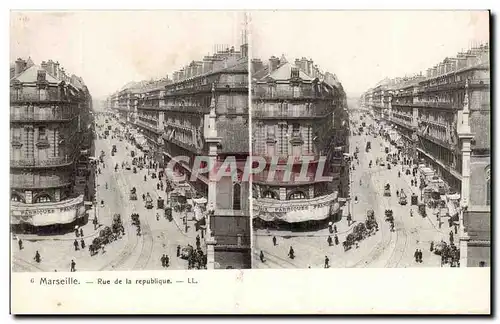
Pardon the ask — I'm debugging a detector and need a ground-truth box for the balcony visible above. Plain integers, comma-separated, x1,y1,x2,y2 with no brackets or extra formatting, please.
418,79,490,93
215,81,248,90
165,84,212,96
253,88,324,100
10,93,66,103
410,101,454,109
137,104,162,111
253,170,331,185
417,129,455,151
11,177,72,189
390,116,414,130
11,156,75,168
253,108,330,119
164,105,207,114
214,234,251,248
136,120,161,134
10,111,77,122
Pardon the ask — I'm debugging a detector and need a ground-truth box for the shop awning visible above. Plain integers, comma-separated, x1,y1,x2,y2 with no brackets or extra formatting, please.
253,193,339,223
193,197,207,204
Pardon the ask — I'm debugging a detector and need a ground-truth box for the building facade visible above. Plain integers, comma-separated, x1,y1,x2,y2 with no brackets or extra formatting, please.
10,58,93,230
251,56,348,227
362,43,491,267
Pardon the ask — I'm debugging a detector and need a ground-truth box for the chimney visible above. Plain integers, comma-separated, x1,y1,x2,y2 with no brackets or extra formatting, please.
240,43,248,58
295,58,301,69
41,61,49,72
251,59,264,74
307,59,313,76
300,57,308,74
269,56,280,73
15,58,25,76
203,56,214,74
54,61,60,79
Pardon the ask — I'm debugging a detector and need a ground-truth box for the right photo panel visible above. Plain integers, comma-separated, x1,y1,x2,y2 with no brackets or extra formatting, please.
250,11,490,269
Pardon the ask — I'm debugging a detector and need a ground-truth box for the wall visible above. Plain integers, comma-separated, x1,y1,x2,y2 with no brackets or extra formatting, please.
469,156,490,206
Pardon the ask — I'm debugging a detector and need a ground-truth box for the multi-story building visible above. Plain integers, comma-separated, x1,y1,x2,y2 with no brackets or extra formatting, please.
10,58,93,231
162,44,250,269
251,56,348,228
134,78,172,164
362,43,491,267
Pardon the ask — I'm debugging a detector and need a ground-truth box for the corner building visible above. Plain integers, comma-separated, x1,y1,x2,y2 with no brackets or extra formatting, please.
251,56,349,228
10,58,93,230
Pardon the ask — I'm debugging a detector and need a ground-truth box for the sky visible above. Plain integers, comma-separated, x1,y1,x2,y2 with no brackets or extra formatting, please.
251,11,490,97
10,11,247,98
11,11,489,99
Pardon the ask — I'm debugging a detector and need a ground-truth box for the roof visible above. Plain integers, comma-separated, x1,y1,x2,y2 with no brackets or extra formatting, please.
216,118,249,154
264,62,313,81
11,65,60,83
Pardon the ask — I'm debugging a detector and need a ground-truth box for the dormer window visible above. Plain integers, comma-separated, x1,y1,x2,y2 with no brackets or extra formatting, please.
37,70,46,82
291,67,299,79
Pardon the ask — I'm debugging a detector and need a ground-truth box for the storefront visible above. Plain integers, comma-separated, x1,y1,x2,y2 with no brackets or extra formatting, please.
11,195,86,227
253,192,340,224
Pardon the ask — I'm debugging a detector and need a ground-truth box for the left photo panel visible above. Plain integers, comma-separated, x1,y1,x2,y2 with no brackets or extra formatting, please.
10,11,251,271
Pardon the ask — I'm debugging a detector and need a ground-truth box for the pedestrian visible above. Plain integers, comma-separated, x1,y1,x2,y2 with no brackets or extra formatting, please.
161,254,166,267
142,194,146,201
144,175,147,182
324,256,330,268
74,239,79,251
448,218,452,228
414,249,419,262
418,250,423,263
176,245,181,257
334,224,338,233
398,171,401,178
327,236,333,246
165,254,170,267
430,241,434,252
34,251,41,263
81,239,85,250
260,251,265,263
449,230,454,243
454,224,458,234
411,179,414,186
288,246,295,259
18,239,23,250
80,228,84,237
93,217,98,230
75,228,80,238
334,234,339,245
272,236,277,246
70,260,76,272
157,183,160,190
396,190,399,197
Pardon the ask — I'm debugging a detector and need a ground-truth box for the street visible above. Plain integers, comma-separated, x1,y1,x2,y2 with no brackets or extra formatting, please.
12,116,202,272
253,112,449,268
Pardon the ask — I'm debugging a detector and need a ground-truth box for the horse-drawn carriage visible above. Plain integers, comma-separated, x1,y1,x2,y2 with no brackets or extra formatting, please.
124,161,131,170
89,226,117,256
112,214,124,236
399,190,408,205
385,209,394,223
180,245,194,259
384,183,391,197
131,213,140,226
365,209,379,234
130,188,137,200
